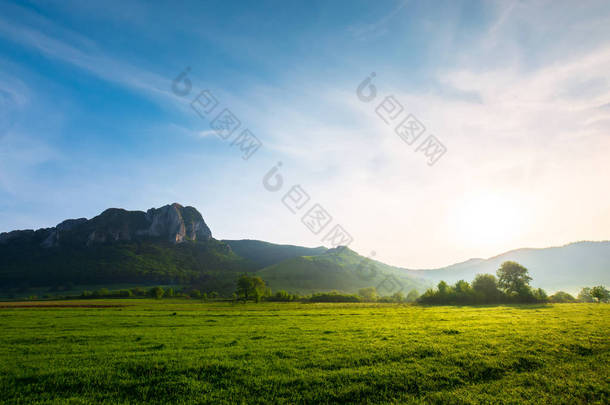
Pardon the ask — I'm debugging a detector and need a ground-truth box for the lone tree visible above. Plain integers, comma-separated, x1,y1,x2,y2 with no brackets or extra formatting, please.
497,261,532,296
236,274,266,301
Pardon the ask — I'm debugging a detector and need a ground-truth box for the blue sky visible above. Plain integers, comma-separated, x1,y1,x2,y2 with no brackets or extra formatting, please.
1,0,610,268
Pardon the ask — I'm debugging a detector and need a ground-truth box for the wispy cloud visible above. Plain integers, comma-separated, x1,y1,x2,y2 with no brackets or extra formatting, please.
0,12,178,107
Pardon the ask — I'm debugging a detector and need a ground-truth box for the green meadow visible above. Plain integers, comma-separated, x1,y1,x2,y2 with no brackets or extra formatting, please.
0,301,608,404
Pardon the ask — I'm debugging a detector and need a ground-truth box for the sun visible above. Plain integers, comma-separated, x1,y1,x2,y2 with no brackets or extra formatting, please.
449,192,525,248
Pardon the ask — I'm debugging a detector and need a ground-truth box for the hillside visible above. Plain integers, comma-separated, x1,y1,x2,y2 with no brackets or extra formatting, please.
256,247,431,295
409,241,610,293
222,239,327,269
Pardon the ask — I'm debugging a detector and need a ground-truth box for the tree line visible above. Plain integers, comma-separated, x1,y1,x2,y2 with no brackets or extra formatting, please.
13,261,609,304
417,261,609,305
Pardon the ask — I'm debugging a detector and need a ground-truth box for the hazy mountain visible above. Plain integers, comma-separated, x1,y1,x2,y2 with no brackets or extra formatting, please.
256,247,431,295
407,241,610,293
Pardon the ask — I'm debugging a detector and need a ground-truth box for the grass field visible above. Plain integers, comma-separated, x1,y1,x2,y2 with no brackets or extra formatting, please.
0,301,608,404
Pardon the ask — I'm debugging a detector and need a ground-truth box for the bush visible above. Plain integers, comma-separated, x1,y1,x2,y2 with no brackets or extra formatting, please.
549,291,576,303
358,287,378,302
117,289,133,298
309,291,360,303
131,287,146,297
149,287,164,299
267,290,295,302
93,288,110,298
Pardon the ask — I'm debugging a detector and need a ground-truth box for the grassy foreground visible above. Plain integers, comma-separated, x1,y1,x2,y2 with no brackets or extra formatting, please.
0,301,608,404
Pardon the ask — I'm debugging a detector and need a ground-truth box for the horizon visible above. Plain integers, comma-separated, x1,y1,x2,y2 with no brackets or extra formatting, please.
1,0,610,268
2,199,609,273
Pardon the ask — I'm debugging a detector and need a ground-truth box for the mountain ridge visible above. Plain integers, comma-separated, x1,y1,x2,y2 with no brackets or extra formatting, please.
0,204,608,294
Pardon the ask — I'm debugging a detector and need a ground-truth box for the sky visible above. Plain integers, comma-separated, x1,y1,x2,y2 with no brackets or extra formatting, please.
1,0,609,269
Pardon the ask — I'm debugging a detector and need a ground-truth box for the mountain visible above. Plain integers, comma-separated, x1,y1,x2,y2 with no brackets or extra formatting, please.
1,204,608,296
0,204,249,290
408,241,610,293
256,247,431,295
223,239,327,268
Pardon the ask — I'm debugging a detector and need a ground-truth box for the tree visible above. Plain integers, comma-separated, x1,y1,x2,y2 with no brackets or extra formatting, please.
94,288,110,298
590,285,609,303
190,289,202,299
453,280,474,304
549,291,576,303
149,286,164,299
497,261,532,297
437,281,450,294
358,287,378,302
406,289,420,302
472,274,502,303
269,290,294,302
254,289,262,303
132,287,146,296
236,275,267,301
533,288,548,302
391,291,405,303
578,287,595,302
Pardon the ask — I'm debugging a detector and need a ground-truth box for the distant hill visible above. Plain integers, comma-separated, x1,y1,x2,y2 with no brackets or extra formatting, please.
408,241,610,293
256,247,431,295
223,239,327,269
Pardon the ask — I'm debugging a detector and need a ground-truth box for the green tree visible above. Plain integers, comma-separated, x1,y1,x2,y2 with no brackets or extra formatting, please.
391,291,405,303
94,288,110,298
590,285,609,303
132,287,146,296
533,288,548,302
578,287,595,302
472,274,502,303
549,291,576,303
236,275,266,301
149,286,164,299
497,261,532,297
406,289,420,302
190,289,201,299
358,287,378,302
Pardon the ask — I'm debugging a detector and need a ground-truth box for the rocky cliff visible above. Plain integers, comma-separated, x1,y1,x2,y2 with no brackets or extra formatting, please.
0,203,212,248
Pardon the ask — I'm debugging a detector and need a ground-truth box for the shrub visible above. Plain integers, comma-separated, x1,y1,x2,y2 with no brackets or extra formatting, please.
267,290,295,302
309,291,360,303
149,287,164,299
549,291,576,303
